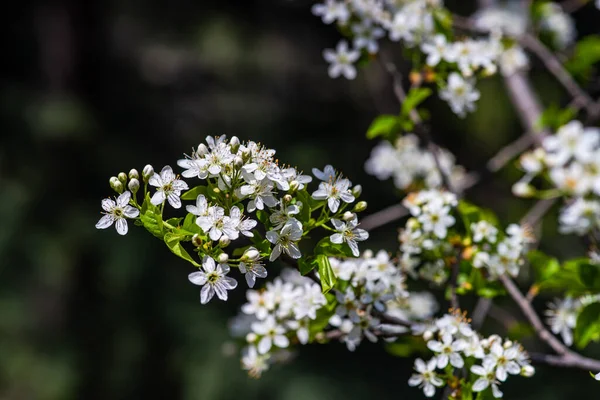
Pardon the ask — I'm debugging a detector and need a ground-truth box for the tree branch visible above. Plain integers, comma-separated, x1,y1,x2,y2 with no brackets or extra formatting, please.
499,275,600,371
520,33,600,120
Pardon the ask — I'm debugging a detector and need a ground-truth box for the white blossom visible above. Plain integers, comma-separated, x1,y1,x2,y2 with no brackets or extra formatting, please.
408,358,444,398
312,177,355,212
149,165,189,208
95,191,139,235
266,220,303,261
439,72,480,118
330,217,369,256
323,41,360,80
188,256,238,304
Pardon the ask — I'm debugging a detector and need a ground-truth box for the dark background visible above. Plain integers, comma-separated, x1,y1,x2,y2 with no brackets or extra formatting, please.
1,0,599,399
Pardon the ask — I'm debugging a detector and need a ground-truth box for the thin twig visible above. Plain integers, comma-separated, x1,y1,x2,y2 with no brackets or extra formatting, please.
486,133,536,172
500,275,600,371
520,33,600,120
471,298,492,329
520,198,557,228
560,0,590,13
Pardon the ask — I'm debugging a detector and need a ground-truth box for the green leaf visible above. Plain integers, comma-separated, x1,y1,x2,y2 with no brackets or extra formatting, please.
565,35,600,81
577,262,600,291
140,194,164,239
298,257,316,275
575,302,600,349
528,250,561,283
366,114,400,140
181,185,208,201
182,213,202,235
255,209,270,225
164,233,201,267
384,336,428,357
401,87,432,118
310,293,337,336
536,104,578,131
295,189,313,223
316,254,336,293
457,200,499,237
250,233,271,254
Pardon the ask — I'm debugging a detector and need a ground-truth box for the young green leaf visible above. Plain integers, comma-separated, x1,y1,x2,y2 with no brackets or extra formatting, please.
164,232,201,267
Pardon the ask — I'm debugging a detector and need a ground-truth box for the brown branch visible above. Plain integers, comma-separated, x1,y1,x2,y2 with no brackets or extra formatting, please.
486,133,536,172
520,33,600,120
560,0,590,13
520,198,557,228
499,275,600,371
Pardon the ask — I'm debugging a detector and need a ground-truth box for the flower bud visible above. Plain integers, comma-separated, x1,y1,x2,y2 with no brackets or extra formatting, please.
283,194,292,204
217,253,229,264
246,332,257,343
142,164,154,182
512,181,535,198
219,236,231,248
289,181,300,192
242,248,260,262
353,201,367,212
118,172,128,184
241,147,251,161
343,211,355,221
128,168,139,180
197,143,209,156
521,365,535,377
192,234,203,247
128,178,140,194
230,136,240,153
423,330,433,341
112,181,124,194
503,340,513,349
352,185,362,197
109,176,119,188
234,156,244,169
110,177,123,193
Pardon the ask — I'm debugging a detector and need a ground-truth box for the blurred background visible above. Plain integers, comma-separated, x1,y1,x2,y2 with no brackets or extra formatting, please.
2,0,599,399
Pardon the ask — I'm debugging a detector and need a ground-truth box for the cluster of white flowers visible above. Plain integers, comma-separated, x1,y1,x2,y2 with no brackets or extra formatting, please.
409,312,534,398
473,6,528,38
96,135,369,304
327,249,409,349
398,190,458,284
538,3,576,50
365,134,467,191
314,0,533,118
314,0,441,80
545,294,600,347
235,269,327,377
514,121,600,235
470,223,533,279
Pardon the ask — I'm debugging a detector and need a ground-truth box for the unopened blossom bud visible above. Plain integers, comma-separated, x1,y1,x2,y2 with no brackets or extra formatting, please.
289,181,300,192
343,211,355,221
363,249,374,259
192,234,202,247
423,330,433,341
197,143,209,156
512,181,535,197
242,248,260,262
219,236,231,248
283,194,292,203
246,332,257,343
352,185,362,197
230,136,240,152
217,253,229,264
128,178,140,194
483,63,497,77
521,365,535,377
234,156,244,169
142,164,154,182
409,70,422,86
241,147,252,161
353,201,367,212
110,177,123,193
503,340,513,349
128,168,139,180
112,181,124,194
118,172,128,184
